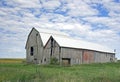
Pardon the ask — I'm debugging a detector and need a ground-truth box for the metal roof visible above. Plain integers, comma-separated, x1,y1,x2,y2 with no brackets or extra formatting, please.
35,28,68,36
52,35,114,53
35,28,69,46
35,28,114,53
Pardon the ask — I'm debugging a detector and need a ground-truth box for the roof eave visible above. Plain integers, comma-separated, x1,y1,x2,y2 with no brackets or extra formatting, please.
60,46,115,54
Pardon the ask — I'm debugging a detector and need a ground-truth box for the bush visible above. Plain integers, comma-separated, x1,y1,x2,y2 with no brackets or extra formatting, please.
50,57,59,65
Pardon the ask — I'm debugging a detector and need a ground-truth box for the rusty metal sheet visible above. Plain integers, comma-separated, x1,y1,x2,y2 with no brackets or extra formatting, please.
83,50,94,64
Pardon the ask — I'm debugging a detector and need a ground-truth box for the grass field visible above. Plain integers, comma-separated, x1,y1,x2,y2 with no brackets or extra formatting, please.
0,58,24,63
0,59,120,82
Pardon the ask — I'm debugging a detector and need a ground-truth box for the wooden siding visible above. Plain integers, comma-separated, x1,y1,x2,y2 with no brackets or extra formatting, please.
61,48,115,65
61,48,83,65
44,37,60,64
26,28,115,65
94,52,115,63
26,28,43,64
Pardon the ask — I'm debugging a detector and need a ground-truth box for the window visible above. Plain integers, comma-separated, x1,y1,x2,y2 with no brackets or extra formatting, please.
51,38,53,47
36,33,38,36
50,38,53,56
30,47,34,56
44,58,46,62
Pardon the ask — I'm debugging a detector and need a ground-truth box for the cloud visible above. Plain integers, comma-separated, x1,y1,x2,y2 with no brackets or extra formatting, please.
83,16,120,32
0,0,120,59
5,0,41,8
66,1,98,17
41,0,61,10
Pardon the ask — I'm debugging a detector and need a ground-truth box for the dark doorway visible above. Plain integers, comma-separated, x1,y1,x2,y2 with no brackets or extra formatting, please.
62,58,71,66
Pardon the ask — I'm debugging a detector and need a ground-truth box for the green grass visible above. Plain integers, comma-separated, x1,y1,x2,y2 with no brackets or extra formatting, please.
0,59,120,82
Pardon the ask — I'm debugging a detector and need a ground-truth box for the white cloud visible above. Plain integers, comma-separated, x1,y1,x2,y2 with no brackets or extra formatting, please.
83,16,120,33
109,11,120,17
41,0,61,10
6,0,42,8
0,0,120,59
103,1,120,12
66,1,98,16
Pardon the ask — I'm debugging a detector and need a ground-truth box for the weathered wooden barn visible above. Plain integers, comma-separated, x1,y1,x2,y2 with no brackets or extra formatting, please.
25,28,115,65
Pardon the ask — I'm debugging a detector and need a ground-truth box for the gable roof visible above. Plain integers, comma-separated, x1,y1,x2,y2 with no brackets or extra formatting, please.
35,28,69,46
36,27,114,53
40,33,69,46
51,35,114,53
25,27,68,49
26,27,114,54
35,28,68,36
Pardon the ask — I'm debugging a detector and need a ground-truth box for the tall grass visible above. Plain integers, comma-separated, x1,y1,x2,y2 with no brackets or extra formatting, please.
0,59,120,82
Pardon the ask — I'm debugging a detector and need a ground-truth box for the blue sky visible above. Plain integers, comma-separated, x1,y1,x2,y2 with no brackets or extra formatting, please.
0,0,120,59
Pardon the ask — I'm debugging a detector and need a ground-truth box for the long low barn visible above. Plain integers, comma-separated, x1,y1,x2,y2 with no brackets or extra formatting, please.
25,28,115,65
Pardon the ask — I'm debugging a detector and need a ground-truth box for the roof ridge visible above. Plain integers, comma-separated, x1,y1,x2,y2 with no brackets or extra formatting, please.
35,27,69,36
40,31,68,36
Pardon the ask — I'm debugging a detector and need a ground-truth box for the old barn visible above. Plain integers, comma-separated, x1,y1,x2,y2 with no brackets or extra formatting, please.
25,28,115,65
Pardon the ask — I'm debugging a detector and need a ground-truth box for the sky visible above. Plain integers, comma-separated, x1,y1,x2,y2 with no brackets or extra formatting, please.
0,0,120,59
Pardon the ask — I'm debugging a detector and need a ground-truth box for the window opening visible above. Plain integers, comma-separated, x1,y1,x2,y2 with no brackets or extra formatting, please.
50,38,53,56
44,58,46,62
30,47,34,56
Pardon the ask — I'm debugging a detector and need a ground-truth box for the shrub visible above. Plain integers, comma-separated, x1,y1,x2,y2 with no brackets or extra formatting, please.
50,57,59,65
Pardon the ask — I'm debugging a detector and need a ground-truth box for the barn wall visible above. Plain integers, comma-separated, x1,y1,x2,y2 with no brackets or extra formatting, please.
26,28,43,64
82,50,115,64
94,52,115,63
94,52,106,63
82,50,94,64
44,37,60,64
26,28,115,65
42,39,51,64
61,47,83,65
60,48,115,65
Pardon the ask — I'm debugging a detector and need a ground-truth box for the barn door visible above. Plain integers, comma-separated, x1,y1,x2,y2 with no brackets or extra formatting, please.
62,58,71,66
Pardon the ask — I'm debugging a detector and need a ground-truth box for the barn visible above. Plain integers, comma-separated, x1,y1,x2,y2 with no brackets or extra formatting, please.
25,28,115,65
